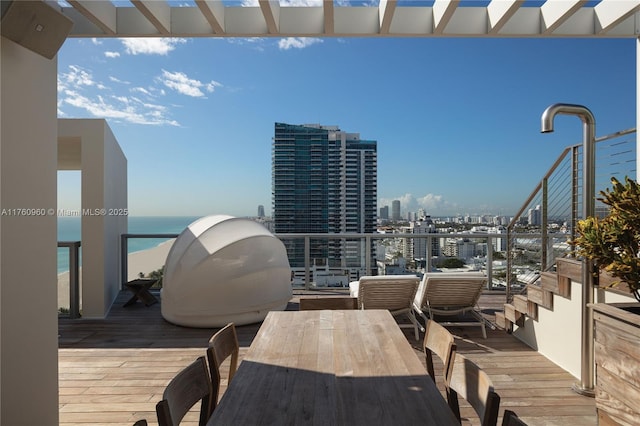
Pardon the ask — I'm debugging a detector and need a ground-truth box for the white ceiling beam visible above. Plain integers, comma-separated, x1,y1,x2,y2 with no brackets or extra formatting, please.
595,0,640,34
67,1,116,35
540,0,587,35
487,0,523,35
259,0,280,34
433,0,460,35
324,0,334,35
131,0,171,35
195,0,225,34
379,0,398,35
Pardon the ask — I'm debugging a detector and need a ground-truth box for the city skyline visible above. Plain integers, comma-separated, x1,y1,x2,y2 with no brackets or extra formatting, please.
56,37,636,217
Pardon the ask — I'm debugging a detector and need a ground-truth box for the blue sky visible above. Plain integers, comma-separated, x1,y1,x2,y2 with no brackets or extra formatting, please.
57,35,636,218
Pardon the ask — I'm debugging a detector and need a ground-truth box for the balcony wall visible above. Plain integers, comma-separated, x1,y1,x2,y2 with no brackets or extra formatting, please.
513,279,635,379
1,37,59,425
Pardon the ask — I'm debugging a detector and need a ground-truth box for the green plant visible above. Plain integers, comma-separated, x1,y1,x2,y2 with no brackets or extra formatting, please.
573,176,640,302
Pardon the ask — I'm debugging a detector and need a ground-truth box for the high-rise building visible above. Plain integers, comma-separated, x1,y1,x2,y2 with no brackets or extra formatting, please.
379,206,389,220
272,123,377,276
257,205,265,217
391,200,401,221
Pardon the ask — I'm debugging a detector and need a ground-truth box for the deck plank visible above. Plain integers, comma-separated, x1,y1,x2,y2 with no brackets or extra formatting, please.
59,290,596,426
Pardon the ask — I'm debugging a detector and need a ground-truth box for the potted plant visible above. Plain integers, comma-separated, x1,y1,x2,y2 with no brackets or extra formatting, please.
574,176,640,301
573,176,640,426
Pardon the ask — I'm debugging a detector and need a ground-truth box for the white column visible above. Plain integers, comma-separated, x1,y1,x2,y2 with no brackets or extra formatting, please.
0,38,59,424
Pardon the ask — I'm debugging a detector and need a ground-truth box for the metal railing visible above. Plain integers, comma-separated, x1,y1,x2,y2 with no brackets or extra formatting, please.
505,128,636,301
58,241,81,318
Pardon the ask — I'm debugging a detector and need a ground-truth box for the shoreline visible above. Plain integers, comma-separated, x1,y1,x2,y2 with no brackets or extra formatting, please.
57,239,175,309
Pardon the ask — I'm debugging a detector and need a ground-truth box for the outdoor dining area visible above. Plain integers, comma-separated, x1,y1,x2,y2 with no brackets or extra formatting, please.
58,274,597,426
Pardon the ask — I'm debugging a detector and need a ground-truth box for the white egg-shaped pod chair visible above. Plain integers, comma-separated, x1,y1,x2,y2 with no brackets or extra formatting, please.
161,215,292,327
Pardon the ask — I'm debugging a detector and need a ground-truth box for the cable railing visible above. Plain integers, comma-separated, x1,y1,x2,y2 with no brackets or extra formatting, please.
505,128,636,301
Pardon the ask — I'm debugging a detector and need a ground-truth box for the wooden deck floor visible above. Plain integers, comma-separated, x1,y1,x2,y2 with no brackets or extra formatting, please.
58,290,596,426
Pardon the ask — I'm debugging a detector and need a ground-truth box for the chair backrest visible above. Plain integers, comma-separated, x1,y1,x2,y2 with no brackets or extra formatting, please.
447,353,500,426
502,409,527,426
423,319,457,384
299,297,357,310
207,322,239,410
156,356,213,426
357,275,420,312
415,273,487,311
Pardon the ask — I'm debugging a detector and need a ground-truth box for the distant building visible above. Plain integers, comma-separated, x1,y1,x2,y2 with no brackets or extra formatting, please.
380,205,389,220
272,122,377,278
528,205,542,226
257,205,265,217
391,200,401,221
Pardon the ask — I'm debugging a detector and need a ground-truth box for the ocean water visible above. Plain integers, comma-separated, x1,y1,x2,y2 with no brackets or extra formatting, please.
57,216,201,273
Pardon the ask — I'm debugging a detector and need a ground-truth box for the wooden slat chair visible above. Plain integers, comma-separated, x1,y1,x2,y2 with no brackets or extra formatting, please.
351,275,421,340
423,319,457,386
206,322,239,411
447,353,500,426
156,356,213,426
299,297,357,310
502,409,528,426
413,272,489,338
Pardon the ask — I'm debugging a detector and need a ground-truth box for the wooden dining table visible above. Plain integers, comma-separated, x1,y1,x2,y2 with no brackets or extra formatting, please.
207,309,459,425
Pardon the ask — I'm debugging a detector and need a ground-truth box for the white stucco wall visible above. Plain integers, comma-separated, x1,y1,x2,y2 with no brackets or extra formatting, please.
513,282,636,379
58,119,127,318
1,37,59,425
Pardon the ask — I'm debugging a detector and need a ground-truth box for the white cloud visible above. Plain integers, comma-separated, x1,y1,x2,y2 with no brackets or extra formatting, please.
120,38,187,55
159,70,223,97
379,193,454,216
109,76,130,84
61,65,98,88
58,65,179,126
105,51,120,58
278,37,322,50
91,38,102,45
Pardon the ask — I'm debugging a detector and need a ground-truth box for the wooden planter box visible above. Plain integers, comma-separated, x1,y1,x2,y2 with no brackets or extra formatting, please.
591,303,640,426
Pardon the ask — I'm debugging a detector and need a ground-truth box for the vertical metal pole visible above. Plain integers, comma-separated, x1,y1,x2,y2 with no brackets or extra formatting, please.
541,177,548,271
571,146,580,258
304,236,310,290
365,235,371,276
486,236,493,290
121,234,128,289
506,228,512,303
541,103,596,397
68,241,81,319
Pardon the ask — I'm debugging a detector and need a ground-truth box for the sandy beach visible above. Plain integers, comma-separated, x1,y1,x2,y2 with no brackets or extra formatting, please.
57,239,175,309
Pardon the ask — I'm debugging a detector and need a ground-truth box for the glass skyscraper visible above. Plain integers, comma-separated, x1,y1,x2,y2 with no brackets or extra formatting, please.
272,123,377,277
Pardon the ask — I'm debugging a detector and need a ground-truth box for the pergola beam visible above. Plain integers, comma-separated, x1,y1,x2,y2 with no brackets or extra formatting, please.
595,0,640,34
324,0,334,35
259,0,280,34
67,0,116,35
379,0,398,35
195,0,225,34
131,0,171,35
540,0,587,35
433,0,460,35
487,0,523,35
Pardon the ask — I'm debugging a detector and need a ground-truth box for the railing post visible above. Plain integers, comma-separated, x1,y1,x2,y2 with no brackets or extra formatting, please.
486,236,493,290
68,241,81,319
365,235,371,276
541,177,548,270
121,234,128,289
571,145,580,258
304,236,310,290
426,235,432,273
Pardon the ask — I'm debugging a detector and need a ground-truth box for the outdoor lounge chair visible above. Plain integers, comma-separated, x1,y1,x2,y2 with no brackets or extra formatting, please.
413,272,489,338
350,275,421,340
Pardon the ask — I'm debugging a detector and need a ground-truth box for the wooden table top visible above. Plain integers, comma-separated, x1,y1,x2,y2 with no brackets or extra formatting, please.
207,310,458,425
